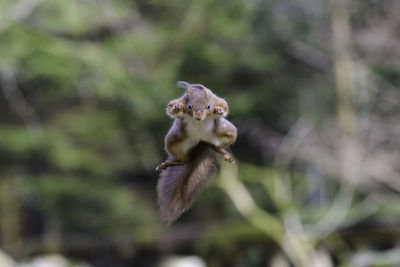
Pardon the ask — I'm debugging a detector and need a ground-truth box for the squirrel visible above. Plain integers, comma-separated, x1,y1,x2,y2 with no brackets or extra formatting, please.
156,81,237,224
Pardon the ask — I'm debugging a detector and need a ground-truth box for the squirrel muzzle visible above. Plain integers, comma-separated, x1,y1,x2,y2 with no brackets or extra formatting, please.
193,111,206,121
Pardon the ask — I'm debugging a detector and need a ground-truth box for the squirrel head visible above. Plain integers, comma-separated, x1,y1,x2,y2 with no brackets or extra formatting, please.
177,81,212,121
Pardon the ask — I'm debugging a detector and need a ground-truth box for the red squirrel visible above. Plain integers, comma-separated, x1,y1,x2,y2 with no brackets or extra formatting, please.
156,81,237,224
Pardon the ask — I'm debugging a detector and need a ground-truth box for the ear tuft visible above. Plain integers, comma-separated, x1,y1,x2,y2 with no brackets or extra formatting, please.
191,84,205,90
177,81,190,89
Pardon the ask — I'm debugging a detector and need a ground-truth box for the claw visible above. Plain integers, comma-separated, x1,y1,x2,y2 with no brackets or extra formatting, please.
156,162,167,172
168,102,184,114
214,106,225,115
223,154,234,163
174,103,183,112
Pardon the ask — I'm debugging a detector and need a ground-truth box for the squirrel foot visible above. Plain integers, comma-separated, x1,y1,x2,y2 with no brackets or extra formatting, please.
210,146,235,163
155,163,166,172
223,153,235,163
156,159,186,171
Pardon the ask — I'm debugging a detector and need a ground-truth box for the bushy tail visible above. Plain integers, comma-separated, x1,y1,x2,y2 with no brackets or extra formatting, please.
157,143,217,224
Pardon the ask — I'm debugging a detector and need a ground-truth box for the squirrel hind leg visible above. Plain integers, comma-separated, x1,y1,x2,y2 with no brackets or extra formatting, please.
210,146,234,163
207,140,235,162
156,159,186,171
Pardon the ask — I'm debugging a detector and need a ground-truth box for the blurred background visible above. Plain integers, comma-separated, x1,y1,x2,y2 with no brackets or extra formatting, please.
1,0,400,266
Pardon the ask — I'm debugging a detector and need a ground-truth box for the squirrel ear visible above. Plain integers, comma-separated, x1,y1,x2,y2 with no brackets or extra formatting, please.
192,84,211,98
191,84,205,90
178,81,195,97
177,81,190,89
190,83,206,90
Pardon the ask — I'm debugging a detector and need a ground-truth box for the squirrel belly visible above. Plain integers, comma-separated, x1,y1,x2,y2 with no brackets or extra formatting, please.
183,114,223,148
156,142,217,224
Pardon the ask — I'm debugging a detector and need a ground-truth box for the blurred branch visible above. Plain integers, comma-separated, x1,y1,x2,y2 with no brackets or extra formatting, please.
331,0,356,136
350,247,400,267
304,0,358,241
0,249,16,266
10,0,43,22
289,41,332,71
274,117,313,202
218,162,284,241
50,19,136,42
288,40,400,109
50,2,153,42
218,162,333,267
1,71,44,141
0,177,22,258
0,0,43,33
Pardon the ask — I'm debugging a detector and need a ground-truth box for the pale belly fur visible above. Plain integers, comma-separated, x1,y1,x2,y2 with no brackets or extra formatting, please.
181,115,220,153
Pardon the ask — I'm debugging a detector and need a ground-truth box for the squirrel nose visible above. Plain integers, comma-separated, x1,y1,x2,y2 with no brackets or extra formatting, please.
193,111,202,120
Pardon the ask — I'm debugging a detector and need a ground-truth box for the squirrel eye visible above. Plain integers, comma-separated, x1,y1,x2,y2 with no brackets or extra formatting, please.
207,105,211,109
188,105,192,110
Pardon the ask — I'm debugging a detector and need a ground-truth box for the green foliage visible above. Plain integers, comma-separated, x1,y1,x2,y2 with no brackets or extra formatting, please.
23,176,159,238
0,126,37,156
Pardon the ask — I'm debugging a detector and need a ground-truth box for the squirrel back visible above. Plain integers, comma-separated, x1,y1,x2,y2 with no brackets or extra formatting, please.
157,142,217,224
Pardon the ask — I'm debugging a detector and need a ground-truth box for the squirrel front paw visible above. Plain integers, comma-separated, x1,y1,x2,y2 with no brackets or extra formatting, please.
214,106,227,116
168,100,185,115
